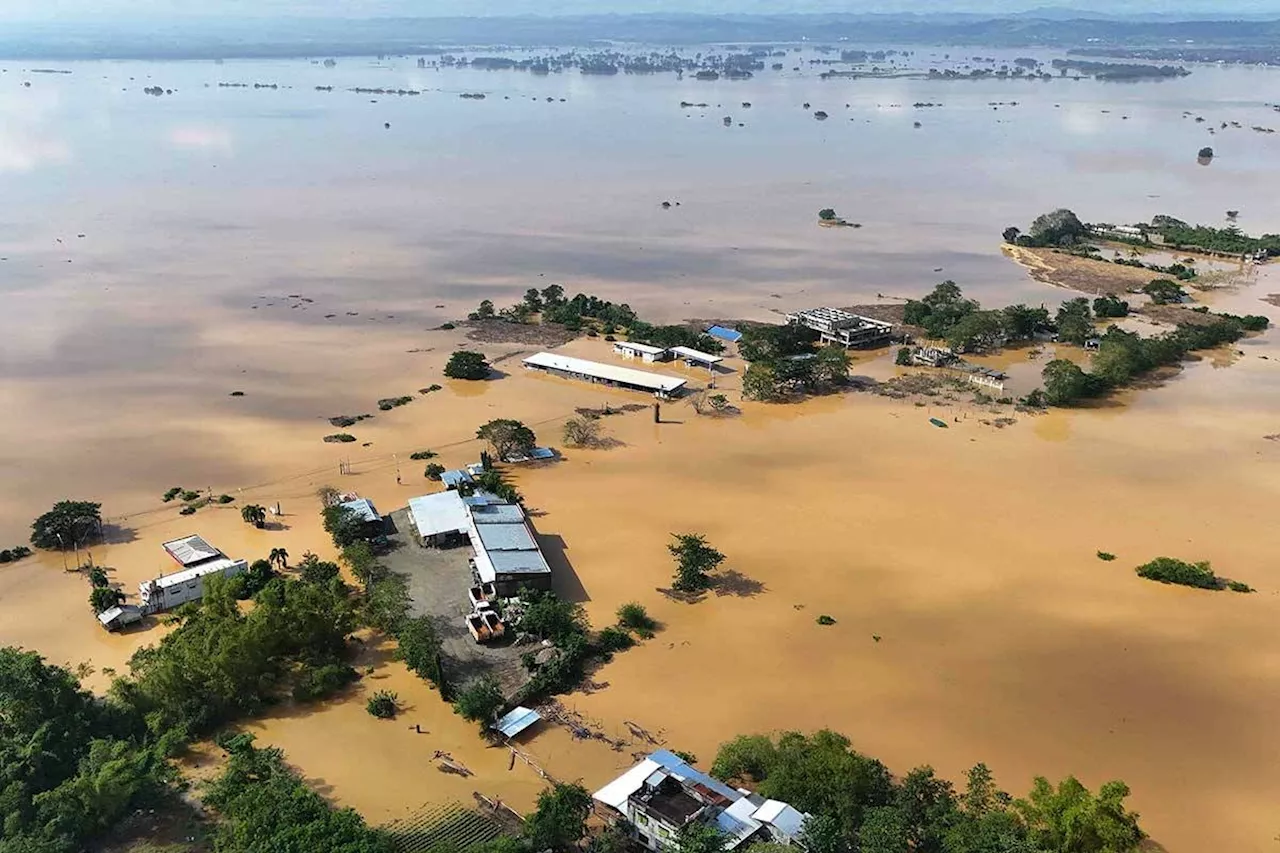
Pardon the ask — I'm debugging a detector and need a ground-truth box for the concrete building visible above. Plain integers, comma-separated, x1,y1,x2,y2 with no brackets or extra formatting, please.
594,750,810,852
613,341,670,363
784,307,893,349
523,352,687,399
140,535,247,612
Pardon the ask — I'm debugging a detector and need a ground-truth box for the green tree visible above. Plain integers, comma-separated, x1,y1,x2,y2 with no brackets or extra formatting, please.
524,783,593,852
1041,360,1094,406
1134,557,1219,589
396,616,446,690
1028,208,1087,247
1002,226,1021,244
268,547,289,571
799,812,848,853
476,299,496,318
540,283,565,306
1142,279,1186,305
30,500,102,551
945,311,1008,353
676,822,726,853
323,505,365,548
1091,295,1129,318
519,590,588,642
894,766,958,852
240,504,267,528
298,552,342,585
89,586,124,613
669,533,725,592
1001,304,1050,340
87,565,109,588
452,675,505,729
859,806,909,853
1015,776,1144,853
812,345,851,386
742,362,783,401
366,690,398,719
476,419,537,461
523,288,544,311
341,541,382,588
238,559,277,599
444,350,492,380
1055,299,1094,345
818,208,838,221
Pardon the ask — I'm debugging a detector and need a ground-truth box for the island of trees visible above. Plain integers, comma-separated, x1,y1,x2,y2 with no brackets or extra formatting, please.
1003,208,1280,259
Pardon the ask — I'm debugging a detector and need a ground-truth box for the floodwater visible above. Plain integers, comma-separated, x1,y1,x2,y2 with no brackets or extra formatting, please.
2,50,1280,852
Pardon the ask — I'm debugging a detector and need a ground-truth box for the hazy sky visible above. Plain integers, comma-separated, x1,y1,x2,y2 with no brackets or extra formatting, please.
3,0,1275,21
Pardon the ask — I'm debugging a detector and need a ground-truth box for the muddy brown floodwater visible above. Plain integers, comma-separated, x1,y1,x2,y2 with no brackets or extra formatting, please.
3,53,1280,853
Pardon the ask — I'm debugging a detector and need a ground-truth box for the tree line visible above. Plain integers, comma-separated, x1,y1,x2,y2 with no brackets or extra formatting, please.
903,280,1052,353
739,323,852,401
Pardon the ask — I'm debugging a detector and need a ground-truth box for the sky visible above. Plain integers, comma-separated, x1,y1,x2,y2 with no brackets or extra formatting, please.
2,0,1275,21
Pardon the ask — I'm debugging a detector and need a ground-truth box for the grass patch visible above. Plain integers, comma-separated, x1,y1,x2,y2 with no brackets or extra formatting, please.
1133,556,1250,592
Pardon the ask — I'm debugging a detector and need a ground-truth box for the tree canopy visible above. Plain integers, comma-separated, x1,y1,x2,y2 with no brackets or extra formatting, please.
523,783,593,852
669,533,726,592
1027,208,1088,247
477,419,537,461
30,500,102,550
444,350,492,380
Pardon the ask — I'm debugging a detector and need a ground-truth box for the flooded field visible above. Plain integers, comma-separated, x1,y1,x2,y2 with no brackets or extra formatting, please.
2,50,1280,852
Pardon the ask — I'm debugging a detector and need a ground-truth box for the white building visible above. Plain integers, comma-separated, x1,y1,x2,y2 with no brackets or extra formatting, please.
139,535,247,612
593,750,810,852
613,341,670,363
523,352,687,399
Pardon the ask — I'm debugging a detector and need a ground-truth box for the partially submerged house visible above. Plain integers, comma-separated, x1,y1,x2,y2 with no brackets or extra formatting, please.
522,352,687,399
613,340,670,364
593,750,810,852
784,307,893,349
338,497,384,538
140,535,247,612
97,604,143,632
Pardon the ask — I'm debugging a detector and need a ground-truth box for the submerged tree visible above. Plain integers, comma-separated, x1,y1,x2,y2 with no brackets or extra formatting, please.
444,350,492,380
30,500,102,551
669,533,725,592
476,419,537,460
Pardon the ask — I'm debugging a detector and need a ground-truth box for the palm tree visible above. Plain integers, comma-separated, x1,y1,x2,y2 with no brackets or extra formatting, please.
240,504,267,528
269,548,289,571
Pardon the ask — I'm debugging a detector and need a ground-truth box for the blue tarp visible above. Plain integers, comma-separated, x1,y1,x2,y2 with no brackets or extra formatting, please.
706,325,743,343
493,706,541,738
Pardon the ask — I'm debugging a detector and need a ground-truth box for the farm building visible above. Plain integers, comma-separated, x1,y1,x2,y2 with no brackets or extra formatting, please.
523,352,686,399
613,341,669,363
140,535,247,612
593,750,810,852
784,307,893,348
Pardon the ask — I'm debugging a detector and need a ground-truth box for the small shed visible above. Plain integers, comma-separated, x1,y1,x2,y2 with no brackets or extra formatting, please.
706,325,743,343
493,706,541,739
97,605,143,632
613,341,669,364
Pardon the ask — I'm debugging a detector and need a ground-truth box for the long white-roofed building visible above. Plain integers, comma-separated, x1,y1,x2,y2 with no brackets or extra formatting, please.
140,535,247,612
522,352,686,399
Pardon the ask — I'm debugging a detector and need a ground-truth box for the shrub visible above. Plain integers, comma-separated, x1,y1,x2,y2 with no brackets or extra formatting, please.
596,626,635,654
293,663,358,702
180,490,200,502
1097,551,1116,561
1228,581,1255,593
217,494,235,504
1135,557,1219,589
179,506,197,516
366,690,399,719
377,396,413,411
425,463,446,480
410,450,437,460
323,433,357,443
440,322,456,330
816,614,837,626
88,565,109,588
162,487,183,502
89,586,123,613
895,347,912,366
452,675,505,728
617,602,657,637
419,383,444,394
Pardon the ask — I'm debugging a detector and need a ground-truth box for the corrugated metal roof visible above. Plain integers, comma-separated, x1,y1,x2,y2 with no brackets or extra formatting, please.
493,706,541,738
523,352,687,393
707,325,743,343
407,492,470,538
162,534,222,567
669,345,725,365
487,549,551,576
648,749,743,803
339,498,380,523
470,503,526,524
441,469,474,487
594,759,661,809
752,801,808,839
613,341,668,355
475,521,537,552
147,557,246,590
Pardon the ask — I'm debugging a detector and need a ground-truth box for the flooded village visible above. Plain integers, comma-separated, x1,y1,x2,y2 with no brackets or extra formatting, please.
3,19,1280,853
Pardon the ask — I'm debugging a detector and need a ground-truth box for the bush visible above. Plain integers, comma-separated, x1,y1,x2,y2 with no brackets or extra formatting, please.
323,433,357,443
293,662,358,702
616,602,657,637
162,487,183,502
1228,581,1255,593
217,494,235,504
425,463,446,480
1097,551,1116,561
1135,557,1219,589
180,490,200,502
452,675,505,727
816,614,837,625
440,322,456,330
366,690,399,719
377,396,413,411
596,625,635,654
89,586,124,613
410,450,437,460
179,506,197,516
444,350,491,380
895,347,912,366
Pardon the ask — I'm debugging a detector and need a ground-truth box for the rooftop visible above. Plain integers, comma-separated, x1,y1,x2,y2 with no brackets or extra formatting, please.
470,503,526,524
613,341,669,355
474,520,538,552
669,345,725,365
339,497,381,524
407,491,470,538
493,706,541,739
706,325,743,343
440,469,475,488
162,534,222,567
523,352,687,394
148,557,247,590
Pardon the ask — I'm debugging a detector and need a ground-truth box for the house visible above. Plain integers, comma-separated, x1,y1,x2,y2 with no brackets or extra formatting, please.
613,341,670,364
97,604,143,632
784,307,893,349
140,535,247,612
523,352,687,399
593,750,811,852
338,498,384,538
